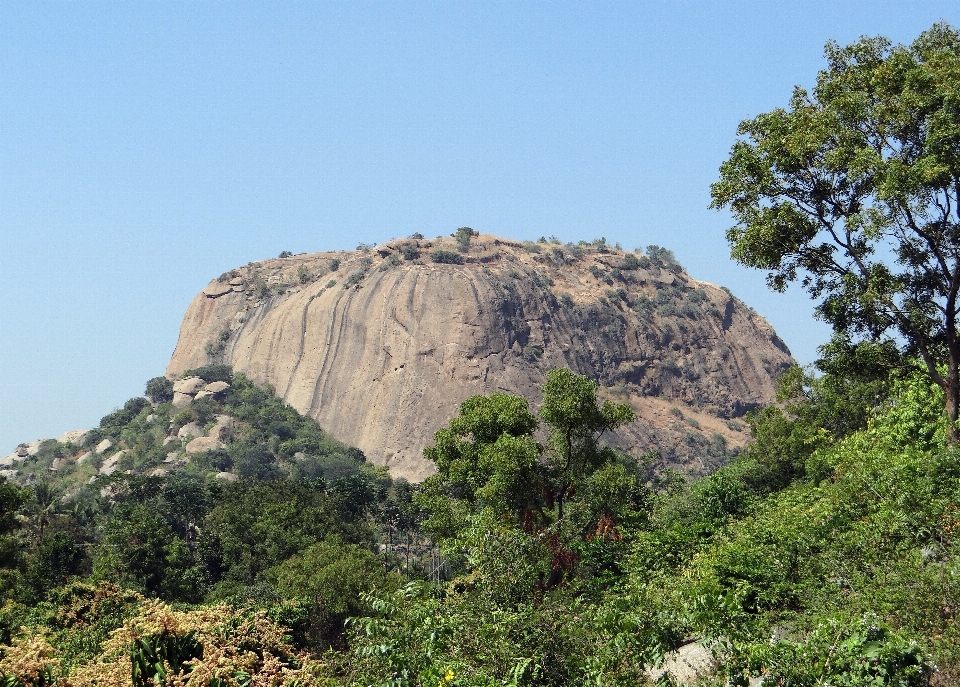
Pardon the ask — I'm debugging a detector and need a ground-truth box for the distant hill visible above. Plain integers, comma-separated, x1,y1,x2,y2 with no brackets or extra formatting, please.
167,234,794,481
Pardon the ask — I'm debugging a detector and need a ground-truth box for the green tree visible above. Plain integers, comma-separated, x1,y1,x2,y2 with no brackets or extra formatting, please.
272,540,392,649
539,368,636,520
710,23,960,441
417,369,637,593
144,376,173,403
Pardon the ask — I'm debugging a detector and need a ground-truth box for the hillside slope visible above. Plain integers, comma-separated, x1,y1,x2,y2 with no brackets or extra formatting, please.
167,235,793,480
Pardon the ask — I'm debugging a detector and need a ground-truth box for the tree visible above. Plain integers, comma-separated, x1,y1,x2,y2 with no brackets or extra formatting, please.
710,23,960,441
144,376,173,403
416,369,636,591
539,368,636,520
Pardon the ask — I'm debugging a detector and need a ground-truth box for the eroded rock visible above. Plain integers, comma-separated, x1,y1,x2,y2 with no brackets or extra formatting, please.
167,235,794,481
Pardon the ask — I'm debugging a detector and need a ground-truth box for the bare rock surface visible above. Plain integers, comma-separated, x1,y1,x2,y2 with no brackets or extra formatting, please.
173,377,206,394
100,450,125,476
95,439,113,454
167,235,794,481
647,641,717,683
185,436,224,454
177,422,205,440
57,430,88,445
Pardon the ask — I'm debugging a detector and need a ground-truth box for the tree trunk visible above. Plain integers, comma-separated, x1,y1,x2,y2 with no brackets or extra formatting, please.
947,348,960,445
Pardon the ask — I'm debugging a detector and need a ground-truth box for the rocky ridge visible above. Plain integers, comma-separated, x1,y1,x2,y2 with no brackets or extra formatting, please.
167,234,794,481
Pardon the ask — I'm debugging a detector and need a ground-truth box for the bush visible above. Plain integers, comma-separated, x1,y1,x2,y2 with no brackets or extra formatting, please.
522,345,543,362
379,254,402,270
344,270,366,288
620,253,641,270
278,250,293,258
328,258,340,271
183,364,233,384
144,377,173,404
401,244,419,261
453,227,475,252
430,250,464,265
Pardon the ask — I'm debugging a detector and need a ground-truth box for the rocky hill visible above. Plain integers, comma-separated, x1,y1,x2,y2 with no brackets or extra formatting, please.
167,234,794,481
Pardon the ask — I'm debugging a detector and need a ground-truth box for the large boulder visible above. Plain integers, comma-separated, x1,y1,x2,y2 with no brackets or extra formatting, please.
95,439,113,454
171,392,194,409
99,450,125,476
177,422,205,440
167,235,795,481
194,380,231,400
57,430,89,445
185,436,224,454
173,377,206,395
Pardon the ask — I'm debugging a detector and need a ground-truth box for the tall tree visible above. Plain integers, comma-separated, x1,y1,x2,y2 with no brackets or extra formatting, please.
710,23,960,441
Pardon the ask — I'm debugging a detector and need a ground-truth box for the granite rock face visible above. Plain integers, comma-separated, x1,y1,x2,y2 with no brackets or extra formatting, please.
167,235,794,481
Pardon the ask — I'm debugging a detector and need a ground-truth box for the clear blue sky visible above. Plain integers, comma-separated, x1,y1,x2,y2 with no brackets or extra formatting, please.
2,1,957,451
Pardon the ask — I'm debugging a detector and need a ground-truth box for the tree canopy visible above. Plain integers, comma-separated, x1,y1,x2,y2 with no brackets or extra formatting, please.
710,22,960,439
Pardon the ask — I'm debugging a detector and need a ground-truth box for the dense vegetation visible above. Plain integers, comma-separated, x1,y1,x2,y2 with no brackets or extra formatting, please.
0,357,958,685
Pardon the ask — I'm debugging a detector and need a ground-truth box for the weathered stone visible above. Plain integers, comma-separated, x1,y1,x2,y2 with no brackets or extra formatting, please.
203,282,234,298
99,450,125,476
171,392,193,409
76,452,92,464
162,436,177,446
173,377,206,395
204,381,231,394
214,471,238,482
164,451,180,463
647,640,716,683
167,235,794,481
177,422,204,440
185,436,224,454
149,468,168,477
95,439,113,454
229,277,244,286
57,429,88,445
208,415,234,441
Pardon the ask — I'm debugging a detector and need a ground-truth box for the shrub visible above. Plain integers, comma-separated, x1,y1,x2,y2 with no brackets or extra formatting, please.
401,244,420,261
522,345,543,362
357,243,374,252
326,279,337,288
431,250,464,265
297,264,311,284
379,254,402,271
328,258,340,272
344,270,367,288
560,294,575,308
453,227,475,252
522,241,541,253
278,250,293,258
620,253,640,270
409,232,424,239
183,364,233,383
145,377,174,404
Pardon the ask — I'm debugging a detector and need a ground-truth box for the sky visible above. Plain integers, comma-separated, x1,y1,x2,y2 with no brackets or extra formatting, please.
2,1,958,451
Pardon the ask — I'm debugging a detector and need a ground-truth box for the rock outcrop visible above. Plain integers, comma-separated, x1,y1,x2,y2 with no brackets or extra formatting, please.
167,235,794,481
